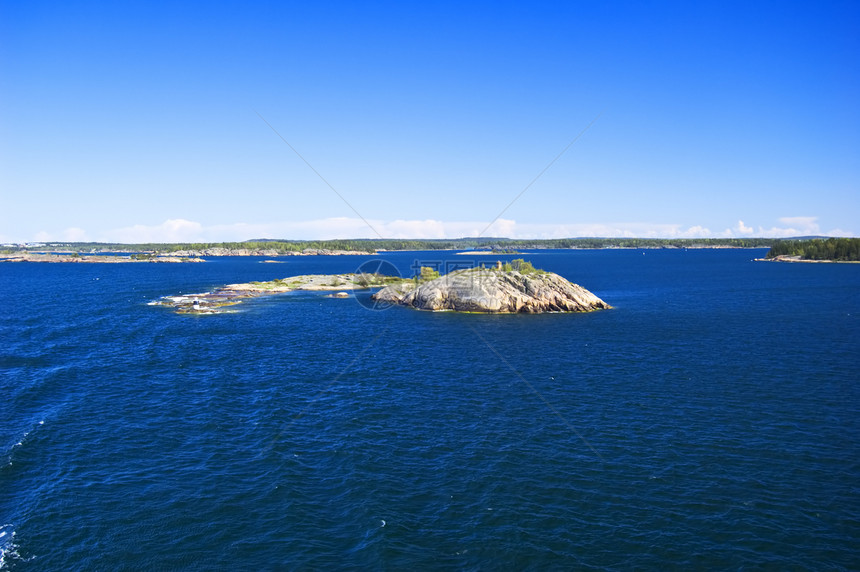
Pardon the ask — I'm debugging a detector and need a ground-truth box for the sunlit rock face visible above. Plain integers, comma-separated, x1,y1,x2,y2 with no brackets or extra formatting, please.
372,268,610,313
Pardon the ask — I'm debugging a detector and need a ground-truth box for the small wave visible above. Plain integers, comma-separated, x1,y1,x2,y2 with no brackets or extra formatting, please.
2,420,45,469
0,525,23,570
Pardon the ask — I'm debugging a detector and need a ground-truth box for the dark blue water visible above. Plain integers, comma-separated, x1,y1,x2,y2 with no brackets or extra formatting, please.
2,250,858,569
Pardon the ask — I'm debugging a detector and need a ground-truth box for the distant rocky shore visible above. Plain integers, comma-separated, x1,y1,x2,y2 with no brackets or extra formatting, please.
756,255,860,264
167,247,374,257
0,252,204,263
0,247,375,263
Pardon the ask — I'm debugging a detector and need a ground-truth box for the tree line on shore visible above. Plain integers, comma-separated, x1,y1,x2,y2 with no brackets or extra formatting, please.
11,237,859,260
766,238,860,261
15,237,778,254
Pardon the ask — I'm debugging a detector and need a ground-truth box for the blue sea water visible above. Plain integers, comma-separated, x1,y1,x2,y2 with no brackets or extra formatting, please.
1,249,858,570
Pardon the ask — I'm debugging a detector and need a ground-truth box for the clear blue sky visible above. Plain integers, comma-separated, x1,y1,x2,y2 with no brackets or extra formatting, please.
1,0,858,242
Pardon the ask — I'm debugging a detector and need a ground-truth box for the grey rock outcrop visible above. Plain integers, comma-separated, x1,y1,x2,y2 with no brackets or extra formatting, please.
372,268,610,313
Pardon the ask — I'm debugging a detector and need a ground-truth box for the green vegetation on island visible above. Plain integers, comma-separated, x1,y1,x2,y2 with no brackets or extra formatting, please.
766,238,860,262
416,266,441,282
503,259,544,274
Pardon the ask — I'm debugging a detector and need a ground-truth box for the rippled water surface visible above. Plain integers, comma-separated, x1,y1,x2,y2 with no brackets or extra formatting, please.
1,250,858,569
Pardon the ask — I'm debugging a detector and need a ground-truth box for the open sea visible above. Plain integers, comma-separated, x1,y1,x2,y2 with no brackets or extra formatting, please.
1,249,858,570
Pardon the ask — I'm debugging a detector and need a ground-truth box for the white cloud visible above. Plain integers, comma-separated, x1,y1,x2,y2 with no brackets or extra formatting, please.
62,227,89,241
100,219,204,243
755,216,824,238
95,217,523,242
778,216,820,229
24,215,854,244
383,219,469,239
94,218,727,242
735,220,754,235
32,227,91,243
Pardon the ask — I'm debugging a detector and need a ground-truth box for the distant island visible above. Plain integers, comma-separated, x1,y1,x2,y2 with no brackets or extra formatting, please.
167,247,374,257
456,248,521,255
0,252,203,263
152,259,609,315
763,238,860,263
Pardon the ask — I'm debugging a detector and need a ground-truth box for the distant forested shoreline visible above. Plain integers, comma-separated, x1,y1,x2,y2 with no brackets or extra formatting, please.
765,238,860,261
7,236,859,261
5,237,777,254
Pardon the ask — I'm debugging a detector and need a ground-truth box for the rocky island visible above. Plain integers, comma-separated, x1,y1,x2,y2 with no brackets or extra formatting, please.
152,260,610,315
151,272,404,314
373,262,610,313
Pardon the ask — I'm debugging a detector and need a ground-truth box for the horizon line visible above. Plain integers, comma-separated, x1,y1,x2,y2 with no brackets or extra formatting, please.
6,235,852,246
